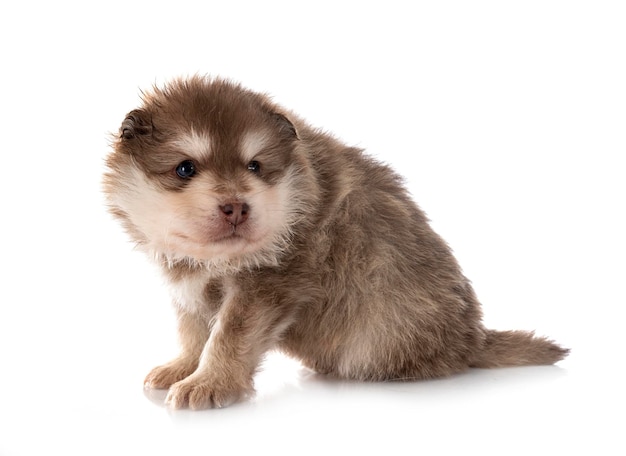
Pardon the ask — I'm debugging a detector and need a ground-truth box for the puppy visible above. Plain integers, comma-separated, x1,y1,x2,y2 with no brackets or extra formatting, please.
103,76,568,409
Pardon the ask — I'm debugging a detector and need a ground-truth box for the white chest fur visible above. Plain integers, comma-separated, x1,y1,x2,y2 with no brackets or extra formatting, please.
167,271,212,316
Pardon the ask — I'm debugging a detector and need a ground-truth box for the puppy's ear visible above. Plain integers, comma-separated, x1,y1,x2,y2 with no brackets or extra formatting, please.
272,112,298,140
120,109,152,139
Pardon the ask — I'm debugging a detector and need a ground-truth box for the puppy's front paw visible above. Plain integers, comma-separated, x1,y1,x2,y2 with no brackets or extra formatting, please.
165,373,252,410
144,357,198,389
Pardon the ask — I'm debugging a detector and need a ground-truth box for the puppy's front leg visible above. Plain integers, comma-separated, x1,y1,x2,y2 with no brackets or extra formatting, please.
144,309,210,389
166,290,288,409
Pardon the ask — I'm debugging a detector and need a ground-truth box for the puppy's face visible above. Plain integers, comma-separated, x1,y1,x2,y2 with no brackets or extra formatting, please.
104,79,303,268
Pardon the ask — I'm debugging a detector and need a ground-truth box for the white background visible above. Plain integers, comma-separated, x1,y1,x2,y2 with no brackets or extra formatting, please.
1,1,624,454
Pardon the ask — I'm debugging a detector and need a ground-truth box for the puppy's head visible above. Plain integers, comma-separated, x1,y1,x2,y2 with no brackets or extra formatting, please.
104,77,309,271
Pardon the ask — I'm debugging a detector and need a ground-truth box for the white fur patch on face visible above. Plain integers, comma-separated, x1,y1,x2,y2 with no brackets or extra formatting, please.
110,165,179,246
173,129,212,161
239,131,270,163
111,159,302,274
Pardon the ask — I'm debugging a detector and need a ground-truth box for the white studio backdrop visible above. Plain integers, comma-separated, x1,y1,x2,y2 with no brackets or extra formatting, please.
0,1,624,455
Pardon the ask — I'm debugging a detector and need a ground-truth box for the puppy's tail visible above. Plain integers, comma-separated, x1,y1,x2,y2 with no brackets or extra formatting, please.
470,329,569,368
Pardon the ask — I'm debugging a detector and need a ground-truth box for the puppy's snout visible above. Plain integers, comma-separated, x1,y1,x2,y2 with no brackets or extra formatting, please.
219,202,250,226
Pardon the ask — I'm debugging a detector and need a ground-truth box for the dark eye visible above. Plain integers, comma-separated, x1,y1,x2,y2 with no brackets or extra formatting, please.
247,160,261,174
176,160,196,179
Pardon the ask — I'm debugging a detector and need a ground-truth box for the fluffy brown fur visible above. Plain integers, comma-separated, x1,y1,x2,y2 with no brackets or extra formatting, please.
103,76,569,409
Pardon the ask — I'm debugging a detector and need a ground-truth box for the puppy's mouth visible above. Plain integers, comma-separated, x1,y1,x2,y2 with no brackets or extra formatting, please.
165,224,259,262
198,221,263,252
213,228,247,242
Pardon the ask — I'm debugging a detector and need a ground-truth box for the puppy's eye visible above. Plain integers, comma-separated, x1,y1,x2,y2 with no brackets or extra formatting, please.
176,160,196,179
247,160,261,174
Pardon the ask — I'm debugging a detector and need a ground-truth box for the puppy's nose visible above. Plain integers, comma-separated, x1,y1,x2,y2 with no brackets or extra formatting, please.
219,202,250,226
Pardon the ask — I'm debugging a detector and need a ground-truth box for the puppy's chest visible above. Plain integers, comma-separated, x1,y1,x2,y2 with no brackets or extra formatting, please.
167,271,223,317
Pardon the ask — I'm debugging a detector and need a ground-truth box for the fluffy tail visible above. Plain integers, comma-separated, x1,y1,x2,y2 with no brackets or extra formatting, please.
470,329,569,368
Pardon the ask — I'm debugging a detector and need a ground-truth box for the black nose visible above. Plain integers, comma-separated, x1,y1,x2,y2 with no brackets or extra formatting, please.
219,202,250,226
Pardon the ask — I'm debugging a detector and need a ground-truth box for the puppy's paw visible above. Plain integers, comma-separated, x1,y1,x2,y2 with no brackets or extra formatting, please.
165,373,252,410
144,358,198,390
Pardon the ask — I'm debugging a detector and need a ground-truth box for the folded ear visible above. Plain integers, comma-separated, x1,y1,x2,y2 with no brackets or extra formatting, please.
120,109,152,139
272,112,298,140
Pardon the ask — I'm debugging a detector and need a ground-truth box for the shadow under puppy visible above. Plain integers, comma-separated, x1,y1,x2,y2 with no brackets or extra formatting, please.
103,76,569,409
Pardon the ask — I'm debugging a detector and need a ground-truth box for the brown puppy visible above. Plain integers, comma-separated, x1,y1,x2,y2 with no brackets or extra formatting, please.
104,76,568,409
